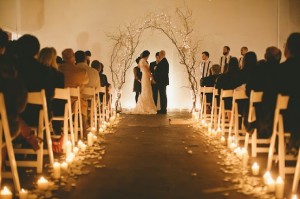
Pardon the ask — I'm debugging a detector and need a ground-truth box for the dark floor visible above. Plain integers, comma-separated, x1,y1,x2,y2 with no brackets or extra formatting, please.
4,111,296,199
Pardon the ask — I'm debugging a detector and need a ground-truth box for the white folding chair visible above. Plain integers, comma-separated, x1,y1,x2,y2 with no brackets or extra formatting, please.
69,87,83,142
267,94,294,179
0,93,21,192
217,89,234,135
13,89,54,173
82,87,97,130
52,88,75,148
95,86,106,126
228,89,248,143
199,86,214,125
210,88,219,131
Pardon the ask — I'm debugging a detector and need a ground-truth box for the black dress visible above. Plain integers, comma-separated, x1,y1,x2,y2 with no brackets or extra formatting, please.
133,66,142,92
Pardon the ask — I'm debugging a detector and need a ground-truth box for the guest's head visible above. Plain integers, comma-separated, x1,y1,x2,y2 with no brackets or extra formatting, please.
223,46,230,56
135,57,141,64
62,48,75,64
284,32,300,58
226,57,239,73
17,34,40,58
265,46,281,64
155,52,160,62
210,64,221,75
159,50,166,60
5,40,18,59
75,50,86,64
202,51,209,61
85,50,91,65
242,51,257,72
56,56,63,64
0,28,9,55
38,47,58,69
240,46,248,56
140,50,150,59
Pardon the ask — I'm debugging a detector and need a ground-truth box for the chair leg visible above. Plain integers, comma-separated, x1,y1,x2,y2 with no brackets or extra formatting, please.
267,129,277,171
292,149,300,194
252,130,257,157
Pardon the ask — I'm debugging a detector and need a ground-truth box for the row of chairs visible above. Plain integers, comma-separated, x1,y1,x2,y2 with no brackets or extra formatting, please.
199,86,300,195
0,85,112,193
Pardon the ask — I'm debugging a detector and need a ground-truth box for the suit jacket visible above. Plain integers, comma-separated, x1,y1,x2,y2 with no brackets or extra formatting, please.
154,57,169,86
149,61,157,74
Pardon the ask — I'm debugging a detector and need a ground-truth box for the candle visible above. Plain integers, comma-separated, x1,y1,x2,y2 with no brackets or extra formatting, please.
65,140,72,157
242,149,249,167
37,177,49,190
275,176,284,199
0,186,12,199
117,113,120,117
81,143,87,152
251,162,259,176
227,135,232,148
266,176,275,192
87,132,94,146
109,116,115,124
61,162,68,171
102,124,107,131
19,188,28,199
93,135,97,142
263,171,271,185
78,140,84,147
73,147,79,155
91,126,96,133
292,194,298,199
220,136,225,145
99,127,104,133
53,162,61,179
66,153,75,165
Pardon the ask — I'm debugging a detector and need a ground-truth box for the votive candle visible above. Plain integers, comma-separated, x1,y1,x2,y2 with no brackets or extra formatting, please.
53,162,61,179
37,177,49,190
0,186,12,199
19,188,28,199
275,176,284,199
251,162,259,176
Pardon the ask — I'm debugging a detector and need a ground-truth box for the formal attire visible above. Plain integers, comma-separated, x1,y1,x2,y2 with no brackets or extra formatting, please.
238,56,244,69
150,61,158,105
133,66,142,103
220,55,231,73
132,59,157,114
200,60,212,78
154,57,169,113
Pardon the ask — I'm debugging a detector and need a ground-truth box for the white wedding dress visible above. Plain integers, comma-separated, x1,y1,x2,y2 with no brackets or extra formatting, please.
132,58,157,114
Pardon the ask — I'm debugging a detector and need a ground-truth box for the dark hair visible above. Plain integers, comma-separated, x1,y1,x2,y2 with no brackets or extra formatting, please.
135,57,141,64
75,50,86,63
17,34,40,58
241,46,248,51
155,52,159,57
56,56,63,64
227,57,239,73
210,64,221,75
286,32,300,57
224,46,230,51
265,46,281,64
202,51,209,58
140,50,150,58
243,51,257,71
0,28,9,48
85,50,91,56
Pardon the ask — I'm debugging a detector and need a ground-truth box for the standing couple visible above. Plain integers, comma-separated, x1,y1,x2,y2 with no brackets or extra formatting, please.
133,50,169,114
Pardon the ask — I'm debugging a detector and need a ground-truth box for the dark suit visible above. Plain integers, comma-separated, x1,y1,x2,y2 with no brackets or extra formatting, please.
154,57,169,112
150,61,158,105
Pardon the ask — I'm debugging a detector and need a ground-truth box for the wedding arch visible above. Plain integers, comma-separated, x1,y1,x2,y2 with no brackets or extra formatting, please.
107,7,199,112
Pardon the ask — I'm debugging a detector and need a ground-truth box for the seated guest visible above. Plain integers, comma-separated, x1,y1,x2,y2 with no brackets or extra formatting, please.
200,64,221,108
261,32,300,146
91,60,111,103
38,47,65,136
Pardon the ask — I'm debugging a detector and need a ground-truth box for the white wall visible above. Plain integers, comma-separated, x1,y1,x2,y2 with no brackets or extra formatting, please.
1,0,299,109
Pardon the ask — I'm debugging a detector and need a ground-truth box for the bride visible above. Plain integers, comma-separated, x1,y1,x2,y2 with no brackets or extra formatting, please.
132,50,157,114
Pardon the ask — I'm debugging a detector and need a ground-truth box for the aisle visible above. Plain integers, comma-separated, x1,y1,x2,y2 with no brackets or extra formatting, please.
63,111,252,199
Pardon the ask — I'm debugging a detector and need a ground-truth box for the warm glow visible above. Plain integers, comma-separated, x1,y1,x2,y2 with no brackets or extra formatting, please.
0,186,12,195
292,194,298,199
251,162,259,175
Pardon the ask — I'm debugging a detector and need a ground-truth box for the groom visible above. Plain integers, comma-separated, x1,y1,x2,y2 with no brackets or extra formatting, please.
154,50,169,114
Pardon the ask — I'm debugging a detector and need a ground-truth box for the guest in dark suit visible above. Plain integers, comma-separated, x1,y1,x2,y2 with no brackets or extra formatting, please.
133,57,142,103
150,52,159,106
154,50,169,114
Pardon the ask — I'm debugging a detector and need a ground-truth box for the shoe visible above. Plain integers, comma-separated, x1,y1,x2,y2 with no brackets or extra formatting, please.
157,110,167,114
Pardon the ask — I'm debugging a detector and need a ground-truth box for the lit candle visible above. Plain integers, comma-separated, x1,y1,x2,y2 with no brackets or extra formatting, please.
87,132,94,146
61,162,68,171
19,188,28,199
102,124,107,131
275,176,284,199
292,194,298,199
99,127,104,133
93,135,97,142
66,153,75,165
0,186,12,199
91,126,96,133
263,171,271,185
53,162,61,179
73,147,79,155
227,135,232,148
266,176,275,192
251,162,259,176
81,143,87,152
109,116,115,124
117,113,120,117
242,149,249,167
113,110,116,116
220,136,225,145
77,140,84,147
37,177,49,190
65,140,72,157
